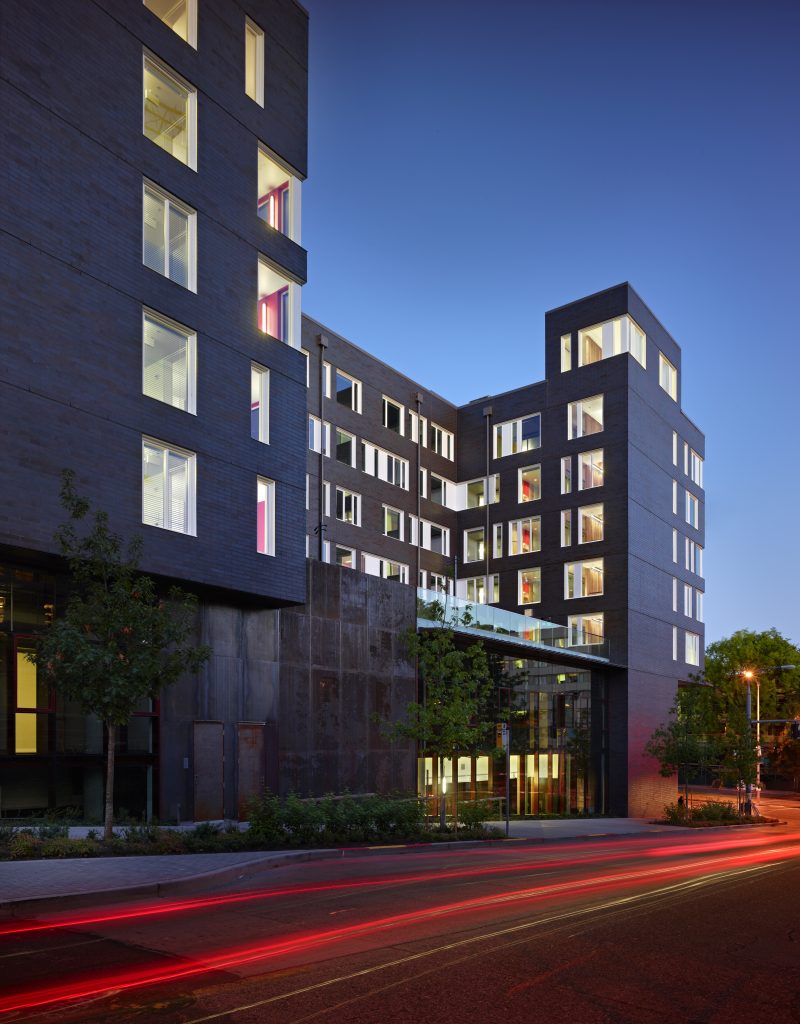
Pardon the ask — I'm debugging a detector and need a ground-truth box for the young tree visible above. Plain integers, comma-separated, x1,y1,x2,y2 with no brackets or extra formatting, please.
645,688,721,808
29,472,211,839
384,600,495,829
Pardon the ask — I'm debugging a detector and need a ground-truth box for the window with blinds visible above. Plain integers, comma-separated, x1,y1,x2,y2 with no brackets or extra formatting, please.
143,181,196,290
143,309,195,413
143,53,196,168
142,438,196,535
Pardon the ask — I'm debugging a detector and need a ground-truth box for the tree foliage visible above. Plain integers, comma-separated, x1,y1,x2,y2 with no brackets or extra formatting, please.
29,471,211,837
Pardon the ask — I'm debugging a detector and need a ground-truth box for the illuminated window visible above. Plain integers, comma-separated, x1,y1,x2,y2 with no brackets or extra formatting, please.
578,503,604,544
464,528,485,563
361,553,408,583
568,613,604,646
461,575,499,604
250,364,269,442
143,54,196,168
143,182,195,290
560,334,572,372
508,517,541,555
245,18,264,105
142,438,196,535
256,477,275,555
518,568,541,605
519,466,541,503
335,545,355,569
15,643,51,754
683,583,692,617
257,258,295,344
568,395,603,439
142,309,196,414
685,631,700,666
577,315,646,368
144,0,196,46
564,558,604,599
560,509,571,547
560,457,571,495
258,147,299,240
578,449,603,490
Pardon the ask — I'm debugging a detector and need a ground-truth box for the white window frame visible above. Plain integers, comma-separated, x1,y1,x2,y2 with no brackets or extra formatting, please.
142,308,196,415
336,486,361,527
519,465,542,504
308,415,330,456
464,527,485,564
142,437,196,535
577,449,604,491
672,577,678,612
560,456,572,495
686,491,699,529
245,17,265,106
561,509,572,547
659,353,678,401
683,583,692,617
672,625,678,661
256,476,275,556
334,368,362,413
142,52,196,170
560,334,572,372
459,575,499,605
335,427,357,468
257,255,299,348
142,180,197,291
672,431,678,467
382,396,405,435
564,558,604,599
672,528,678,564
382,505,404,541
518,568,541,606
257,143,301,243
322,481,331,517
250,363,269,443
568,612,604,647
431,423,454,460
335,544,356,569
578,503,604,544
690,450,704,488
696,590,704,623
493,523,503,558
567,395,604,440
494,413,542,458
409,411,428,446
418,467,427,498
685,631,700,666
508,516,541,556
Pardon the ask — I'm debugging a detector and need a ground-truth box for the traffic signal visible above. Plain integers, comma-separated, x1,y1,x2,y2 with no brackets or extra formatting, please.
791,720,800,741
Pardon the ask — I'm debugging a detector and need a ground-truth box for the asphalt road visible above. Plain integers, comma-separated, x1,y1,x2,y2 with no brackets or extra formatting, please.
2,795,799,1024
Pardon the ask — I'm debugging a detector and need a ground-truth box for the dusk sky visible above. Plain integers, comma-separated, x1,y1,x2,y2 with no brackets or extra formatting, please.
299,0,800,645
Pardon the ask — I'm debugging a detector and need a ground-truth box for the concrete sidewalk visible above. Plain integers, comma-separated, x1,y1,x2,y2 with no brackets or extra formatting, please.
0,817,678,917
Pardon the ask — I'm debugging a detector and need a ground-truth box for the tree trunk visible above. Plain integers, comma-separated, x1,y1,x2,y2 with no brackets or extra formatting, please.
104,722,116,841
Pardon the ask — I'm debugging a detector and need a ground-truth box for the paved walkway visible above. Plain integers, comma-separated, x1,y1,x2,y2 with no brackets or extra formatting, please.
0,818,680,916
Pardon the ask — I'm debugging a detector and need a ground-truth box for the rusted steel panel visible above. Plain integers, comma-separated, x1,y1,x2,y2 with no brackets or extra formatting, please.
237,722,265,818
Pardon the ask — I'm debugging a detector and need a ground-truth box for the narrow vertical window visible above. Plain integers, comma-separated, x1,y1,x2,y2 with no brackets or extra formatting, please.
245,18,265,106
672,577,678,612
256,477,275,555
251,364,269,443
672,480,678,515
257,258,294,344
258,146,298,240
561,456,572,495
560,509,571,547
560,334,571,372
672,626,678,661
143,309,196,414
672,529,678,564
672,431,678,466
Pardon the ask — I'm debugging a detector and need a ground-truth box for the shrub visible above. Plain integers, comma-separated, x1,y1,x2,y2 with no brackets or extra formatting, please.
8,833,44,859
246,790,284,844
692,800,738,822
458,799,494,835
662,802,690,825
121,823,160,843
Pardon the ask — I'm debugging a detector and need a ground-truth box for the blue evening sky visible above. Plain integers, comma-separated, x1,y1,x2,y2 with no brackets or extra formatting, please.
299,0,800,645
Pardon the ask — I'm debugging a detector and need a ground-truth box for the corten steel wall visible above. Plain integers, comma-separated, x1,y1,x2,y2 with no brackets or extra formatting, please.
545,284,705,816
162,561,417,819
0,0,308,605
302,316,458,584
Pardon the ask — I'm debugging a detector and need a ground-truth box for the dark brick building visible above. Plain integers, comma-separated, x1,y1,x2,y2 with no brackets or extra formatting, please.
0,1,704,821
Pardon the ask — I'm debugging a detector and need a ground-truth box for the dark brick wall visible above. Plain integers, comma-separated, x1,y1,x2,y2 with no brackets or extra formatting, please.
0,0,308,604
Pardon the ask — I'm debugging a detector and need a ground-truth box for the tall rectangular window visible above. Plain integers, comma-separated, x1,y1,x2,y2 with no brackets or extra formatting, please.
336,487,361,526
560,334,572,372
509,517,540,555
493,523,503,558
144,0,196,46
142,309,195,413
336,428,356,467
430,474,448,506
258,146,298,239
561,509,572,547
567,395,603,439
672,431,678,466
245,18,265,106
685,631,700,666
308,416,330,456
464,527,485,563
462,575,499,605
672,577,678,612
686,492,699,529
673,626,678,661
142,438,196,535
564,559,604,599
519,568,541,605
431,423,454,460
382,397,404,434
659,353,678,400
696,590,704,623
256,477,275,555
409,411,427,446
143,182,196,290
578,503,604,544
519,466,541,503
494,414,541,458
251,364,269,442
561,456,572,495
690,450,704,488
383,506,403,540
257,258,294,344
143,54,196,168
578,449,603,490
683,583,692,617
672,528,678,564
672,480,678,515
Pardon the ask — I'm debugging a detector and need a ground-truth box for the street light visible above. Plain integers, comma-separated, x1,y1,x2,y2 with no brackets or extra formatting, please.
736,665,797,813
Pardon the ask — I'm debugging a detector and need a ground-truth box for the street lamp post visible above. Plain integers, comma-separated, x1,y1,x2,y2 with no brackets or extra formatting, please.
737,665,797,815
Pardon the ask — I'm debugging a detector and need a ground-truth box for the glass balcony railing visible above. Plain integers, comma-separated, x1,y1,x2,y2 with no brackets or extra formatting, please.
416,589,610,661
